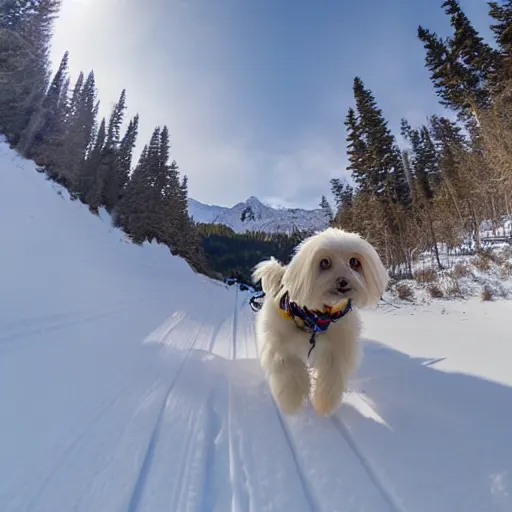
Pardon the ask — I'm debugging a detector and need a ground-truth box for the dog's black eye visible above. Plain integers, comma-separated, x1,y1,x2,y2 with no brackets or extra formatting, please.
349,257,361,270
320,258,331,270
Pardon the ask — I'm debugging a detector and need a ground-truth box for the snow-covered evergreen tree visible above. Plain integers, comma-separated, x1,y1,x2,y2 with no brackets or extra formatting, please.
0,0,61,144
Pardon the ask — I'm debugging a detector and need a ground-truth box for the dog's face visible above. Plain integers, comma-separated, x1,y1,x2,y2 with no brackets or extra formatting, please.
281,228,389,310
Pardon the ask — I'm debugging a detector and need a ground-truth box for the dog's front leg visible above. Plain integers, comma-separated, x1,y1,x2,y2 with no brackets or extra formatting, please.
264,351,310,414
311,350,347,416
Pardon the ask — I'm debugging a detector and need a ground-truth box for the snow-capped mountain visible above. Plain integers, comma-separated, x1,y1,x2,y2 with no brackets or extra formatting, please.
188,196,329,234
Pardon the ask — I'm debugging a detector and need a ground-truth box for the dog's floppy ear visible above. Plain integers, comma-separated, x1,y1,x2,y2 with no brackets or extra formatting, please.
359,243,389,306
252,257,285,297
280,241,317,306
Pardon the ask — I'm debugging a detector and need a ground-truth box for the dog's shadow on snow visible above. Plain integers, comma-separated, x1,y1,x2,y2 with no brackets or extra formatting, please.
181,340,512,511
339,338,512,511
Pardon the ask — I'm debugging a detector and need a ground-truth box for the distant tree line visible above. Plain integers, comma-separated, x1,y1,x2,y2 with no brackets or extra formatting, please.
326,0,512,277
195,223,311,285
0,0,209,275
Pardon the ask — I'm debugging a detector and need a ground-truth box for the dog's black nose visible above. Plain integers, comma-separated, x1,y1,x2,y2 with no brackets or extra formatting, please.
338,279,349,289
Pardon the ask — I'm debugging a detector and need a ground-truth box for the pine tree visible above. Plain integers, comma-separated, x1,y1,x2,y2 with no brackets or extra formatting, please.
44,51,69,109
330,178,345,210
105,89,126,149
488,0,512,79
344,107,370,193
118,128,162,242
489,0,512,52
157,125,171,192
68,71,84,122
352,77,410,205
428,114,487,249
64,70,98,190
17,50,69,160
401,119,440,200
428,114,468,179
117,125,188,250
335,77,413,272
418,0,500,122
330,177,355,226
114,144,151,241
77,117,106,209
401,118,443,268
114,114,139,204
44,72,70,177
319,195,333,223
173,173,205,263
0,0,61,144
78,71,98,154
339,183,354,210
159,126,186,247
147,127,165,241
351,79,385,196
427,115,467,216
100,89,127,211
443,0,499,82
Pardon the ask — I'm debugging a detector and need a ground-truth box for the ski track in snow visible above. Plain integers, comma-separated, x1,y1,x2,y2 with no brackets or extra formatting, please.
331,416,407,512
271,405,319,512
231,286,239,361
126,325,204,512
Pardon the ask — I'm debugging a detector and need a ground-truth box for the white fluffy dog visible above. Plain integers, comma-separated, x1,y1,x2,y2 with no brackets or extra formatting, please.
252,227,389,416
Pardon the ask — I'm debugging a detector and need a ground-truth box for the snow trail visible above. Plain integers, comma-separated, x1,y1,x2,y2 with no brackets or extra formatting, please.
1,138,512,511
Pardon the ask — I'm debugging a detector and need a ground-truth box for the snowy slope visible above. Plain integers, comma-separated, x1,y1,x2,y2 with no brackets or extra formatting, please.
1,138,512,512
188,196,329,234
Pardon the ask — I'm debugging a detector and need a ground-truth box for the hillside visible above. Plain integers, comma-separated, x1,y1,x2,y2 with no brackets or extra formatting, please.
1,139,512,512
188,196,329,234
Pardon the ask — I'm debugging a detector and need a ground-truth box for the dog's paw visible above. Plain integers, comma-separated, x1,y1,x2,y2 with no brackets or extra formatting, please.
268,357,310,414
274,388,306,414
311,353,348,416
311,391,341,416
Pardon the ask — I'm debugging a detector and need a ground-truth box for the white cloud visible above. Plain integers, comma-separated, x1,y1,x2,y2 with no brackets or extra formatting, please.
261,137,349,210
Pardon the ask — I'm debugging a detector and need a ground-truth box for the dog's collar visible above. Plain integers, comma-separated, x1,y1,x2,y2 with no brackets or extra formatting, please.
248,289,353,358
278,292,352,356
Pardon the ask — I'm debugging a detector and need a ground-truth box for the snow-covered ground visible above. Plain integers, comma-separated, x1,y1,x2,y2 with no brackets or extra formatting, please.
388,244,512,304
1,139,511,511
482,217,512,239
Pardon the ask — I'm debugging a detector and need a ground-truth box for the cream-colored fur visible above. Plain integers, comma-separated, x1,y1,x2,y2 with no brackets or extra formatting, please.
252,227,389,416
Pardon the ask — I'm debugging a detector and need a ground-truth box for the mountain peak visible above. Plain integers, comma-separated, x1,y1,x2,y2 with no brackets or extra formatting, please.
188,196,329,235
245,196,262,205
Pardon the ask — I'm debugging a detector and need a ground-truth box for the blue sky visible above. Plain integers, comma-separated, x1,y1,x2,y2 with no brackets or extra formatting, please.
51,0,494,209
